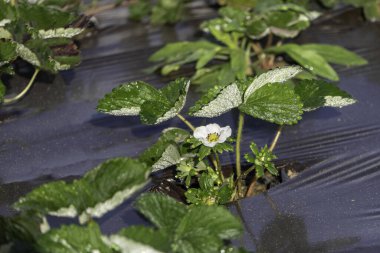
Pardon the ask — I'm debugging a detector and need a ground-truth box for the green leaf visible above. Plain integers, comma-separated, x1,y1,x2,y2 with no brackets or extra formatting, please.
135,193,187,235
114,226,171,253
14,158,150,224
189,83,243,118
301,44,368,66
36,222,113,253
267,44,339,81
295,79,356,111
150,0,185,25
196,47,221,69
173,205,243,253
244,66,303,102
239,83,303,125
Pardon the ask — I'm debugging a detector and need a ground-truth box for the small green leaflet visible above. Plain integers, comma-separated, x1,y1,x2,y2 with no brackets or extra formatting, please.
36,222,113,253
243,66,303,102
14,158,151,224
244,142,278,178
189,83,243,118
97,78,190,125
239,82,303,125
295,79,356,111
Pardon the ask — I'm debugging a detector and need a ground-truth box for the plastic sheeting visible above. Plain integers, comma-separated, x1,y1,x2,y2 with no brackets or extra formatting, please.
0,3,379,252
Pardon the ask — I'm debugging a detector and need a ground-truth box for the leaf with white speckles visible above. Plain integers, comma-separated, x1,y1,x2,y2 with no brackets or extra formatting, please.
239,82,303,125
189,82,243,118
98,78,190,125
244,66,303,102
38,28,84,39
295,79,356,111
14,158,151,223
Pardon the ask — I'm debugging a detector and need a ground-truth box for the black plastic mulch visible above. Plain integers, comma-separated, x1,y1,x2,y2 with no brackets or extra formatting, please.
1,3,380,252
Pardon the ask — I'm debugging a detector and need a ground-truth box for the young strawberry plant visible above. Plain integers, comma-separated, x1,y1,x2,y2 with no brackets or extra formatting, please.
0,0,85,105
148,3,367,91
1,157,246,253
97,65,356,203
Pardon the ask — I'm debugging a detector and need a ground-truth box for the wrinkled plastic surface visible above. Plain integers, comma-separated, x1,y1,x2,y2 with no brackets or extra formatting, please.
0,3,380,252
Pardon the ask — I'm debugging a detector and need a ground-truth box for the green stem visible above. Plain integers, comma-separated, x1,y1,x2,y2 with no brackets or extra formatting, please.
177,114,195,131
3,68,40,105
269,125,283,152
214,152,224,182
235,112,245,198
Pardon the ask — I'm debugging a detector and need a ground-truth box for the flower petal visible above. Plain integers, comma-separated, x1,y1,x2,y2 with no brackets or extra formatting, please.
193,126,208,139
206,123,221,135
218,126,232,143
204,140,217,148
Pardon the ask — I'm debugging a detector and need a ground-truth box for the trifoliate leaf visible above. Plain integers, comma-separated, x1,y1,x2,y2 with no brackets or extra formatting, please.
189,83,243,118
37,28,84,39
36,222,113,253
301,44,368,66
244,66,303,102
14,158,150,224
295,79,356,111
239,83,303,125
267,44,339,81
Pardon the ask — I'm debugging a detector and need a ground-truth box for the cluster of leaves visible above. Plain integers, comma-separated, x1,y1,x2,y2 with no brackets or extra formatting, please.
1,157,246,253
245,143,277,178
97,66,356,203
128,0,187,25
0,0,84,103
148,1,367,92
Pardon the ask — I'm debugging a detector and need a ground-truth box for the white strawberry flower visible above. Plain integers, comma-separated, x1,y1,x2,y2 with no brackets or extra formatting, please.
193,123,232,148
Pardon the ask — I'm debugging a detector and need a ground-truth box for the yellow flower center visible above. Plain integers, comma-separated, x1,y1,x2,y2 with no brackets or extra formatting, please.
207,133,220,143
